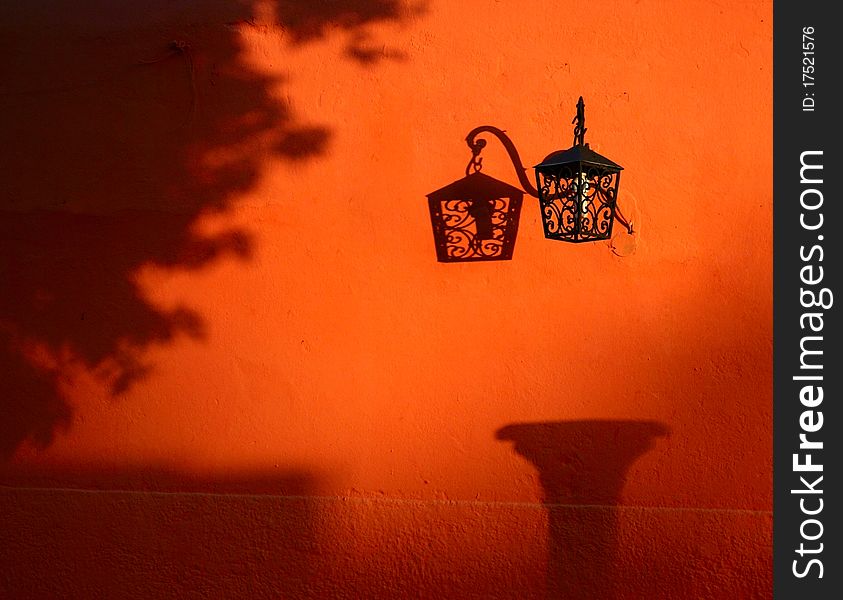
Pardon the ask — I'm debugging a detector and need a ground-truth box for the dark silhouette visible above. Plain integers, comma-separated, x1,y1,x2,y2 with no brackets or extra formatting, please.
427,172,524,262
497,420,669,599
0,0,423,460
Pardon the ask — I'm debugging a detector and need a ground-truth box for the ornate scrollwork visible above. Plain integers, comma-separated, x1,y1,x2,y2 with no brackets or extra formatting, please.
432,196,519,261
537,166,619,241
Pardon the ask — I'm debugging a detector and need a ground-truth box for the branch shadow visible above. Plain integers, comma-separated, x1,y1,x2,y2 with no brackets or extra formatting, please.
0,0,423,460
497,420,669,599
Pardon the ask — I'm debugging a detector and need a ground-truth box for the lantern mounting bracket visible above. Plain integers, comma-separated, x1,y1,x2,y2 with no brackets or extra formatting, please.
465,126,540,198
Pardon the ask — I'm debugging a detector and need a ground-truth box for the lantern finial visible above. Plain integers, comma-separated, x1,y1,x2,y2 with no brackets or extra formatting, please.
572,96,586,147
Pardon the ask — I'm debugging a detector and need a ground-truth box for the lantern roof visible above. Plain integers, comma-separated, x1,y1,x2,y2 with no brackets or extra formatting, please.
426,171,525,200
534,143,622,171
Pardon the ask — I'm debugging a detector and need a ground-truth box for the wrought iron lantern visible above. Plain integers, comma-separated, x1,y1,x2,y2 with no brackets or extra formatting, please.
534,97,625,242
454,96,632,254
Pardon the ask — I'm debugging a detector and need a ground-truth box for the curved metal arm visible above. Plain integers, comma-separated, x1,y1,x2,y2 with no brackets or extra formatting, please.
465,126,540,198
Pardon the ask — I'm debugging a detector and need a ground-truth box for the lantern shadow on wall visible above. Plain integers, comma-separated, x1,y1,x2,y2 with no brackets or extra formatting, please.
427,170,524,263
428,97,634,262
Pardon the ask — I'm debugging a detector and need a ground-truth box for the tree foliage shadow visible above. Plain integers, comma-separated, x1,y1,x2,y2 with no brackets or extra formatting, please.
497,420,669,599
0,0,424,459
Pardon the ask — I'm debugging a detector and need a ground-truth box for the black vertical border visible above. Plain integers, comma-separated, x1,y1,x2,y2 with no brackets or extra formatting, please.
774,2,840,597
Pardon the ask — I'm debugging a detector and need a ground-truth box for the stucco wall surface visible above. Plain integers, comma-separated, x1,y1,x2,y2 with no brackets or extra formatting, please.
1,0,772,598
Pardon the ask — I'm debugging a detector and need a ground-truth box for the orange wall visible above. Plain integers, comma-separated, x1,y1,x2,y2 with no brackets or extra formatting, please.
1,0,772,598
